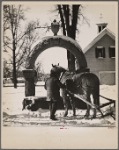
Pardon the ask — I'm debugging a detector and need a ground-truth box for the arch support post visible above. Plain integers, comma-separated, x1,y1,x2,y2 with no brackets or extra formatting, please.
23,69,36,96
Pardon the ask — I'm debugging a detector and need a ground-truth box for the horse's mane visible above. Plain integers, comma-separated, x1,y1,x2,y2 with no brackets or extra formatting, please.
59,66,67,72
52,65,90,74
75,68,90,74
52,65,67,72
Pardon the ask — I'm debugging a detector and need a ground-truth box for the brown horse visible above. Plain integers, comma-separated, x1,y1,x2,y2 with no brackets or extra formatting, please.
51,64,101,119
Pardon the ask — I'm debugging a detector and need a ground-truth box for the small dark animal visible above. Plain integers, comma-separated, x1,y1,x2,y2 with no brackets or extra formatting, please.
22,97,49,111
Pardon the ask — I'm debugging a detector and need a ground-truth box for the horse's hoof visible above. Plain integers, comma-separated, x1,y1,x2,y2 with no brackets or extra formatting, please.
91,116,96,119
64,112,68,117
84,115,89,119
85,117,89,120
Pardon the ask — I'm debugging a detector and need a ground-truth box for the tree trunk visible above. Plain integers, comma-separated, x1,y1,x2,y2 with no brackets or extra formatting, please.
13,40,17,88
58,5,80,72
63,5,76,72
67,5,80,72
67,25,76,72
58,5,66,36
67,51,75,71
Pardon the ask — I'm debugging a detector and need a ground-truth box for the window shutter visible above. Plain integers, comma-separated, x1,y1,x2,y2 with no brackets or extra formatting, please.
95,48,98,58
109,47,111,58
103,47,105,58
113,48,115,57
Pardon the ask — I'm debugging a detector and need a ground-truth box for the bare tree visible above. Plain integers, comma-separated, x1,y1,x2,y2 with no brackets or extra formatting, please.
3,5,25,88
16,20,41,70
57,5,89,71
3,5,49,88
35,62,45,82
3,59,12,79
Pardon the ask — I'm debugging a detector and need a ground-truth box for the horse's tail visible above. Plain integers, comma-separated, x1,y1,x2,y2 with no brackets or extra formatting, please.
90,84,100,107
81,77,100,106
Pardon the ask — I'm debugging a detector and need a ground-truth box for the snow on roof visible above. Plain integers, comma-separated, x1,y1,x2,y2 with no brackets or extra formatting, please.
83,28,115,53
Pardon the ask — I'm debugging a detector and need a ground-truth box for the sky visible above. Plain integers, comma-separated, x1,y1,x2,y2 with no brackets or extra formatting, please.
3,1,118,73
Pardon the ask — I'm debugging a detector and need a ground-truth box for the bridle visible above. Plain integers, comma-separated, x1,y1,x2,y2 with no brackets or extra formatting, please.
51,66,66,82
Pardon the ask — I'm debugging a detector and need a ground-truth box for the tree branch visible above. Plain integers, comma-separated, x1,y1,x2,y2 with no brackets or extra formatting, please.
3,41,13,51
79,13,90,26
63,5,70,35
71,5,80,39
15,39,26,57
57,5,66,36
17,26,51,43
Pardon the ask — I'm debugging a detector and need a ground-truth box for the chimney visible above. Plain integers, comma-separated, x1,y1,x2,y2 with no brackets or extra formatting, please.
96,13,108,33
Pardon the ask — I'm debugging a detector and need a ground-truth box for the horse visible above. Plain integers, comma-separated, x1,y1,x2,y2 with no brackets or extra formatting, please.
51,64,101,119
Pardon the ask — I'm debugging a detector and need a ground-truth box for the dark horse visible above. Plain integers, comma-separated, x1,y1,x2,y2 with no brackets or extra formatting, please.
51,64,101,119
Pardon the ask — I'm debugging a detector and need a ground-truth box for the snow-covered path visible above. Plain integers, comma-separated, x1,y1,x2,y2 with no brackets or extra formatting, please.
2,84,117,127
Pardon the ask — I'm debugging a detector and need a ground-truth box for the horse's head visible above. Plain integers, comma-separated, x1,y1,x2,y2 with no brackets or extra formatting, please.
50,63,66,78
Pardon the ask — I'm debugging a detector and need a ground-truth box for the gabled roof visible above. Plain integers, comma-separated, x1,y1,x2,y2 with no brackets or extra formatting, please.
83,28,115,53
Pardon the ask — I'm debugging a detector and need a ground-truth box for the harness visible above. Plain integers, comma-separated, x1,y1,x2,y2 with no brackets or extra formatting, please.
59,72,65,81
59,70,94,91
59,71,74,84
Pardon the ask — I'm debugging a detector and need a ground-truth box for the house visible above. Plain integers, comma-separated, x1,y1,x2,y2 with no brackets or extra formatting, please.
83,21,115,85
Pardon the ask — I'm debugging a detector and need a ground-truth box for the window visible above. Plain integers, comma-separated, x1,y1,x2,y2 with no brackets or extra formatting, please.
98,26,102,33
98,25,106,33
109,46,115,58
102,25,106,29
95,46,105,58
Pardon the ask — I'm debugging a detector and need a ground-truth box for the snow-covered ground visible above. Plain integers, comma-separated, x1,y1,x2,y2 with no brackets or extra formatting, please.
2,83,117,127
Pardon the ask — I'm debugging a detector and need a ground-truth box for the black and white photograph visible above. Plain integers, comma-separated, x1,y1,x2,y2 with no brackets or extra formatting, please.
1,1,118,149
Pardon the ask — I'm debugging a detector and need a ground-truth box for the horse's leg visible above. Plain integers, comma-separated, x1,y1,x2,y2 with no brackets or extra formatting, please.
69,96,76,116
61,88,69,117
92,88,99,119
83,89,91,119
63,96,69,117
63,95,69,117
